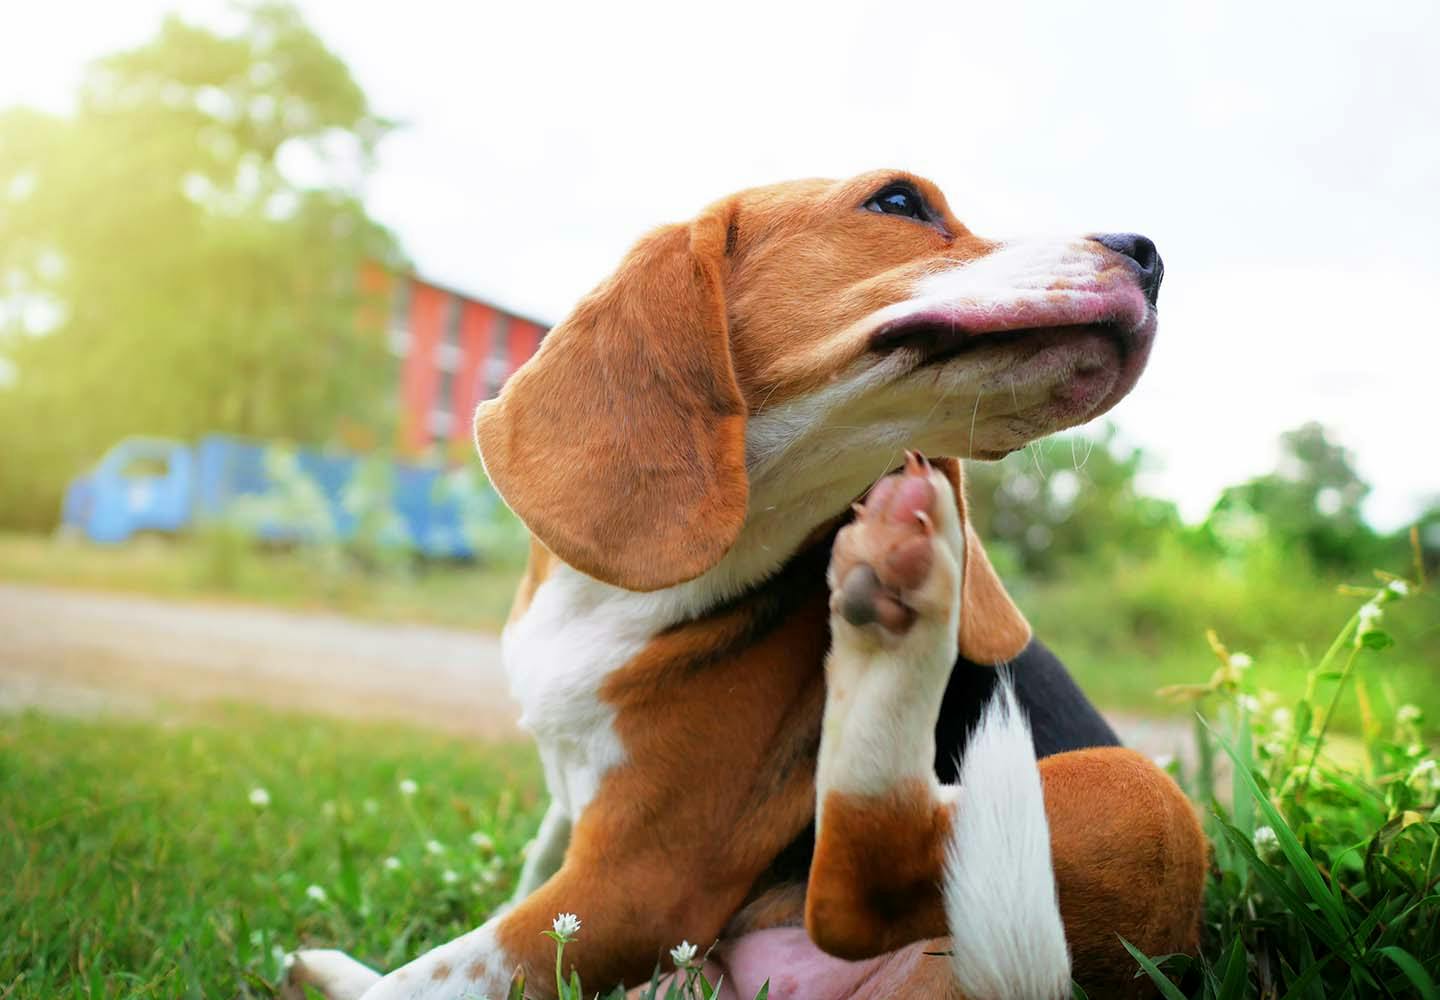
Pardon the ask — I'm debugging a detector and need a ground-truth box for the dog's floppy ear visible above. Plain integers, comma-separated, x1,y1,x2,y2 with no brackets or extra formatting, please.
932,458,1032,665
474,206,746,592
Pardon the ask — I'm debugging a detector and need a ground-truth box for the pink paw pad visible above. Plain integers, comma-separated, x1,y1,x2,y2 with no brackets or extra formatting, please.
834,452,940,633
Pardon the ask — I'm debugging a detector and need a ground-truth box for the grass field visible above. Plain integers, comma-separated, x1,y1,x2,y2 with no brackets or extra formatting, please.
0,705,544,999
2,531,1438,997
0,531,522,632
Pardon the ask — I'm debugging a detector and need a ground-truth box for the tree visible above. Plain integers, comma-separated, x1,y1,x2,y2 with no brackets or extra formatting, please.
0,2,403,528
964,424,1181,576
1206,422,1377,569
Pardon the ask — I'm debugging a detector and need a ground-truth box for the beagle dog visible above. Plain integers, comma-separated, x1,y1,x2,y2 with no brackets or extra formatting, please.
284,171,1207,1000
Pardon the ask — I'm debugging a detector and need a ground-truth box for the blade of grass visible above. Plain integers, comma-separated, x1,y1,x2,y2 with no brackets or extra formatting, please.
1119,939,1188,1000
1377,946,1437,1000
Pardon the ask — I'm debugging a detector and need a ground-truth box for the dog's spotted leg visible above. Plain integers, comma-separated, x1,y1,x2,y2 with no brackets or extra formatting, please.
806,455,1208,998
806,452,977,961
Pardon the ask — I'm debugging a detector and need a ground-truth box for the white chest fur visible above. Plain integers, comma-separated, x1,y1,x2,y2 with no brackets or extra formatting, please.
501,565,680,818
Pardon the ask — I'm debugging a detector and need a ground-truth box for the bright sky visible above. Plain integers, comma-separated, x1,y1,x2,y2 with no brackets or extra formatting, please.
5,0,1436,528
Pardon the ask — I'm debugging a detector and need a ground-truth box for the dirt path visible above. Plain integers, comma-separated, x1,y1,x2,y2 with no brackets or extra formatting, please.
0,582,1191,759
0,582,517,737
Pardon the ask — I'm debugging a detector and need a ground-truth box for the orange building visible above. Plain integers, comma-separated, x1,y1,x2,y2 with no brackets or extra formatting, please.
379,270,549,456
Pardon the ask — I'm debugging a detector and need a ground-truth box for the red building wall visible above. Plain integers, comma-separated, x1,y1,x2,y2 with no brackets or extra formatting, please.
387,273,548,458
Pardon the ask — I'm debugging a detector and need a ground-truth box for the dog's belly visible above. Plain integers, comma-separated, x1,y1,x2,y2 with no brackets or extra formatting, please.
701,929,944,1000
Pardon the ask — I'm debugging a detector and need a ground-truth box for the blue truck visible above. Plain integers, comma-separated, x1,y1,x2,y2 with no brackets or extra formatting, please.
61,435,487,558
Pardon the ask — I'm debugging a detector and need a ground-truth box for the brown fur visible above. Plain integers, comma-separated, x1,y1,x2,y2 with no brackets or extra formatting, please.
806,782,953,960
475,172,996,593
493,564,831,990
469,171,1205,997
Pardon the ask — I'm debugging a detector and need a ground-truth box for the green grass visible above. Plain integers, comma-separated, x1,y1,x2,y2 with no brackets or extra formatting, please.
2,556,1437,997
0,704,544,999
1017,540,1440,729
0,531,524,632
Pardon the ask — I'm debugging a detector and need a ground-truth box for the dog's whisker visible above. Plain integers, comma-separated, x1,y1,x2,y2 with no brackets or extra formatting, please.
967,389,983,459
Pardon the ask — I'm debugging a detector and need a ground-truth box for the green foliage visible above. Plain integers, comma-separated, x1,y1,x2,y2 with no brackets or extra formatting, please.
1018,534,1440,726
1131,572,1440,999
1208,422,1383,570
965,423,1182,576
0,1,402,529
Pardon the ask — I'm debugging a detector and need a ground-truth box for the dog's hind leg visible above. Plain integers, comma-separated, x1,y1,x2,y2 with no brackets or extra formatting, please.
280,949,381,1000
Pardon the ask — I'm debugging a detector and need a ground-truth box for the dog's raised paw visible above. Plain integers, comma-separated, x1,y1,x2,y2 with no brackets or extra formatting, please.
829,452,962,636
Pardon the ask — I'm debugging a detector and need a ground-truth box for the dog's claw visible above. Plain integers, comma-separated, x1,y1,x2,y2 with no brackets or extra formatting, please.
903,450,929,476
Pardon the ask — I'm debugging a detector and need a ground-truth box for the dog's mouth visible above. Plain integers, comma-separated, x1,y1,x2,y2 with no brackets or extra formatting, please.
868,294,1158,422
871,316,1137,367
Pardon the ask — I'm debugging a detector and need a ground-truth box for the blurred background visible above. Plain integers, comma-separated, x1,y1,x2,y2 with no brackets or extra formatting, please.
1,4,1438,997
0,0,1436,721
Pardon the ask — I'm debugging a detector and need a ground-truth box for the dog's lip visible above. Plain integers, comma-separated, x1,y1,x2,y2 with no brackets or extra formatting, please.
869,295,1158,422
868,290,1154,365
870,316,1142,368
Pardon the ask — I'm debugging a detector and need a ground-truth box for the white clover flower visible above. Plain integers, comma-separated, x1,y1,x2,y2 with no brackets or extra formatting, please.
442,869,460,885
384,856,402,871
470,831,495,851
1388,579,1410,598
399,778,418,797
1358,603,1384,627
670,941,698,968
1228,652,1253,670
1398,704,1422,726
305,884,328,904
480,868,499,886
1410,759,1437,785
1253,825,1280,860
425,839,445,856
1238,694,1261,715
1270,707,1293,730
552,913,582,939
248,787,271,808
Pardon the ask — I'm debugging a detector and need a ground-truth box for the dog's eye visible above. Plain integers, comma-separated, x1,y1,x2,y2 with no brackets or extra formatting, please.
864,184,927,221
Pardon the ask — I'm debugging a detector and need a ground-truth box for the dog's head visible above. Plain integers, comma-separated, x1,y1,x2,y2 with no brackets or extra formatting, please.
475,170,1160,602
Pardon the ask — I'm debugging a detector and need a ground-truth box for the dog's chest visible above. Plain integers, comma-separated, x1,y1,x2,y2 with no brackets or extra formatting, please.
500,566,678,818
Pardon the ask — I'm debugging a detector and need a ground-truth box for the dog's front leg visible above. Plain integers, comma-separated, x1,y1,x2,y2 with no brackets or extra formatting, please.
280,949,382,1000
804,455,1207,997
805,453,971,960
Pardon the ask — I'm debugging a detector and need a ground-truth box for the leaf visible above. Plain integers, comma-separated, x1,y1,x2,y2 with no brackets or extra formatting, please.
1217,935,1248,1000
1118,939,1188,1000
1377,946,1438,1000
1202,718,1353,940
1213,822,1349,955
1276,953,1333,1000
1359,629,1394,651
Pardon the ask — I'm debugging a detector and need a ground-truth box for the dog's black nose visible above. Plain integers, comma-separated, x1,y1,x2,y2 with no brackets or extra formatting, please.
1092,232,1163,306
